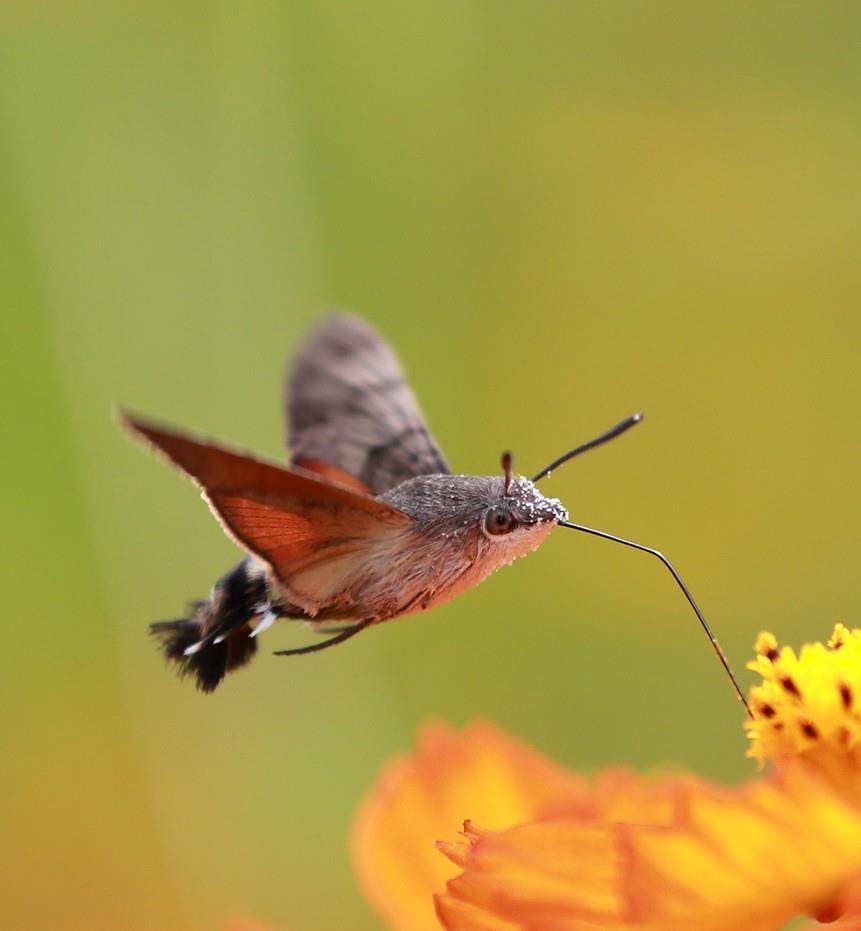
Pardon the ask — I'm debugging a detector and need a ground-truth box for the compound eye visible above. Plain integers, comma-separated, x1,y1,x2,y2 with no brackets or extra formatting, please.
485,507,517,536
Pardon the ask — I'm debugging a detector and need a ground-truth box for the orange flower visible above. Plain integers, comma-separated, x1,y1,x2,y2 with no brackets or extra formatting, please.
436,766,861,930
352,721,588,931
353,626,861,931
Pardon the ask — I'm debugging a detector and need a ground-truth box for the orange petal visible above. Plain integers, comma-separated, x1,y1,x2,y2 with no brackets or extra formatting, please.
443,821,631,929
352,720,588,931
437,766,861,931
589,767,700,826
435,896,520,931
797,873,861,927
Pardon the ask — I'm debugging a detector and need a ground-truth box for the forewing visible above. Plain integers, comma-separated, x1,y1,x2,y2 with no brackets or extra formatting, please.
121,412,411,612
287,314,450,494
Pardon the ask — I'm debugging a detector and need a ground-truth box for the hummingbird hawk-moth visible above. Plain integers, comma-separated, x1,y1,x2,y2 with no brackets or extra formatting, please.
122,314,748,712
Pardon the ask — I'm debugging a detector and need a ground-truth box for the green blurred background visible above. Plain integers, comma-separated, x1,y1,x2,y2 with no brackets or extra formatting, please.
2,3,859,929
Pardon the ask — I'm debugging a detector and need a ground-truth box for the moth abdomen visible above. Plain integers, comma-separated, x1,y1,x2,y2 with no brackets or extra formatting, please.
150,558,272,692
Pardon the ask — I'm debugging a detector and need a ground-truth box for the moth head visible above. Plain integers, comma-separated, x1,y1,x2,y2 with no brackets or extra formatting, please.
481,451,568,542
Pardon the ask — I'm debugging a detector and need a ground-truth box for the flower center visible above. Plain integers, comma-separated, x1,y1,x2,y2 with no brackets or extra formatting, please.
746,625,861,776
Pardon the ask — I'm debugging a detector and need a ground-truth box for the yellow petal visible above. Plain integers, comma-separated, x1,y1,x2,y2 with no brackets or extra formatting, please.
437,766,861,931
352,720,587,931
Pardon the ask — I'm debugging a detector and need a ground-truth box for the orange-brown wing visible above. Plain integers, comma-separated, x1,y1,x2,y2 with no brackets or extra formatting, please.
121,412,412,608
290,457,375,496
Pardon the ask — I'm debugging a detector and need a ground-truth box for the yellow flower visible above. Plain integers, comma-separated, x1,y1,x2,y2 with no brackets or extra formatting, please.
747,624,861,801
352,626,861,931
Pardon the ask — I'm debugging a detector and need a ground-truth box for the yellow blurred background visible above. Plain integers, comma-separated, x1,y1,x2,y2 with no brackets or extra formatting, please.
2,4,859,929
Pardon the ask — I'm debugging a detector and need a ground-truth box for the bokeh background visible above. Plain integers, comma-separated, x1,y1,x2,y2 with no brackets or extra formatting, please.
3,4,860,929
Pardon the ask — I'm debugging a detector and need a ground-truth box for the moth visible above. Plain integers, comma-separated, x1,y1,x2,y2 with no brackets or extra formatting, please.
122,314,748,711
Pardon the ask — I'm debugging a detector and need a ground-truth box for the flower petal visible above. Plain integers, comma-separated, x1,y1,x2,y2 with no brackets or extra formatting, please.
437,767,861,930
352,721,587,931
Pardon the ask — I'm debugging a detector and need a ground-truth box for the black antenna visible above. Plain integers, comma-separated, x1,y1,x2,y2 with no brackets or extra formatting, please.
558,520,751,716
532,412,644,483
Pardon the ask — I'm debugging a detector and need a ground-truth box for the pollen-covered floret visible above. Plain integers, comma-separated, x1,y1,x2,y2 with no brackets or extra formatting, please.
746,624,861,777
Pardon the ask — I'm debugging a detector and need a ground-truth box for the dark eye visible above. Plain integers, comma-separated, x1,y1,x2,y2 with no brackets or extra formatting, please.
484,507,517,536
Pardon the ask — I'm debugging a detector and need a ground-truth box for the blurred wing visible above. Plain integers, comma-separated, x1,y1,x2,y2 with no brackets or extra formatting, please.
121,412,411,611
287,314,450,494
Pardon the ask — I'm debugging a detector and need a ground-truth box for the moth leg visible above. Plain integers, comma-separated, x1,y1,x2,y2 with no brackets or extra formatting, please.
273,618,371,657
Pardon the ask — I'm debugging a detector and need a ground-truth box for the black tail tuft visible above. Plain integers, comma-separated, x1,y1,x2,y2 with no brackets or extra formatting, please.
149,618,256,692
150,559,268,693
150,618,258,693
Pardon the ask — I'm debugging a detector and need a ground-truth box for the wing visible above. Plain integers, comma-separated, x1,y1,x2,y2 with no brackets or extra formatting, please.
121,412,412,614
287,314,450,494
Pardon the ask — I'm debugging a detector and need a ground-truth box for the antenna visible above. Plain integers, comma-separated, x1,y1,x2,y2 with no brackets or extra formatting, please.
532,412,643,483
501,450,514,495
558,520,751,716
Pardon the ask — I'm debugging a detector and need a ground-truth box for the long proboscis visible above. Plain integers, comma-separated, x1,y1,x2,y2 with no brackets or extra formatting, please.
558,520,751,716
